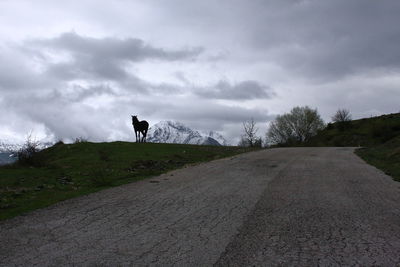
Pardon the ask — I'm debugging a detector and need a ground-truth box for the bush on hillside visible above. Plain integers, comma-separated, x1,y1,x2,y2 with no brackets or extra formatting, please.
17,134,41,166
267,106,325,146
74,137,88,144
332,109,351,122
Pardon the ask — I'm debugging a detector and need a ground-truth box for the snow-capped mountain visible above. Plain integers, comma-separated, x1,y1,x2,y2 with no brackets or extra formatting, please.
207,131,230,146
0,140,53,153
0,141,22,153
147,121,228,146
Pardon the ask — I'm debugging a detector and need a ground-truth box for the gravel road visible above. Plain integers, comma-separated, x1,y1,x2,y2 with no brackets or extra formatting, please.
1,147,399,266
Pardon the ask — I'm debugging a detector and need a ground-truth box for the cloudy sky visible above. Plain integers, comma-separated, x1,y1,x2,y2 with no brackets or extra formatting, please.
1,0,400,144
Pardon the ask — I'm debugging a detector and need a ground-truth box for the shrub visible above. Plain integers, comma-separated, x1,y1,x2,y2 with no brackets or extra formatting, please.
332,109,352,123
267,106,325,145
74,137,88,144
17,134,41,166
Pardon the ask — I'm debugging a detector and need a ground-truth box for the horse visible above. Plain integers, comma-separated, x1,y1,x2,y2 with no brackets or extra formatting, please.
131,115,149,143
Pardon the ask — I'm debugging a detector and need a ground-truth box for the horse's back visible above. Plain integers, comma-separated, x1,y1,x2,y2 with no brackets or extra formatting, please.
140,120,149,130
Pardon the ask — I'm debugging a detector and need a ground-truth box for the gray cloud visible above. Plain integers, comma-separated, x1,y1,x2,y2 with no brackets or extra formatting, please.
0,47,56,92
154,0,400,79
0,32,201,100
49,84,117,103
239,0,400,80
196,80,275,100
3,87,131,142
45,59,129,81
34,32,203,62
28,32,203,81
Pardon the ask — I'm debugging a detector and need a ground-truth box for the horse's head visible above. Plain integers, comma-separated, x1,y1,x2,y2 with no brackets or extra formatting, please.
131,115,138,123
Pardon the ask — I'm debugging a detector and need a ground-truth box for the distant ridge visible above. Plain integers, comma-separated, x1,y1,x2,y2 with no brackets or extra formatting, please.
147,121,229,146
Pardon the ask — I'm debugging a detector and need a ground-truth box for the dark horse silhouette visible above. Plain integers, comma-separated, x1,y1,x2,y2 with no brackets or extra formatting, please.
131,115,149,143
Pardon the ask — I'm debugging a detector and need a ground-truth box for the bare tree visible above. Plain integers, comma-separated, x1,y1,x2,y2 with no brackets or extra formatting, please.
332,109,352,123
267,106,325,145
17,131,41,165
240,118,261,147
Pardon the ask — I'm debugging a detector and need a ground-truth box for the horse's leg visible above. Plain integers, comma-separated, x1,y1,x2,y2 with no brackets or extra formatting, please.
138,132,141,143
135,130,138,143
143,129,148,143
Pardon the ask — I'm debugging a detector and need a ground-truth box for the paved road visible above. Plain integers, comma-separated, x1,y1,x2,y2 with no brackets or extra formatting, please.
1,148,400,266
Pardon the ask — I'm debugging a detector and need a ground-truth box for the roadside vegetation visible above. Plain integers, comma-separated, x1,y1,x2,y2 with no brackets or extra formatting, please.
0,142,258,220
356,136,400,182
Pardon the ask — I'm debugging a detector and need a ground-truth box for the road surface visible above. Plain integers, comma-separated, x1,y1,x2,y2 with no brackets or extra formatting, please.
1,147,400,266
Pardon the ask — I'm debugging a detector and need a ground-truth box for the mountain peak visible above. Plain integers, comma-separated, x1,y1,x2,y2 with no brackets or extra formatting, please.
207,131,230,146
147,121,227,146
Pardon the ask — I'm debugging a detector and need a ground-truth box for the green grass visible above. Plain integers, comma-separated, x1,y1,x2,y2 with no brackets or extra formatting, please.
306,112,400,147
0,142,257,220
356,136,400,182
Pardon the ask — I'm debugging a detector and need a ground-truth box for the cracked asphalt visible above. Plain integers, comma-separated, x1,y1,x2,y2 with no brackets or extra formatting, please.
1,147,400,266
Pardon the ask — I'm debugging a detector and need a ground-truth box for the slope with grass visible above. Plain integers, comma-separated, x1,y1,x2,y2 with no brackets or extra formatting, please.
306,112,400,147
356,135,400,182
302,112,400,182
0,141,257,220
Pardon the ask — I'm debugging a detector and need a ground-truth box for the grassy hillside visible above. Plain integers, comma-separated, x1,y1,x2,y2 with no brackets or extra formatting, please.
356,136,400,182
306,112,400,147
304,112,400,182
0,142,256,220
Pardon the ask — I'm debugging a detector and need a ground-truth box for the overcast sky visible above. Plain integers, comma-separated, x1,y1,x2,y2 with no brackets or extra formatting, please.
1,0,400,144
